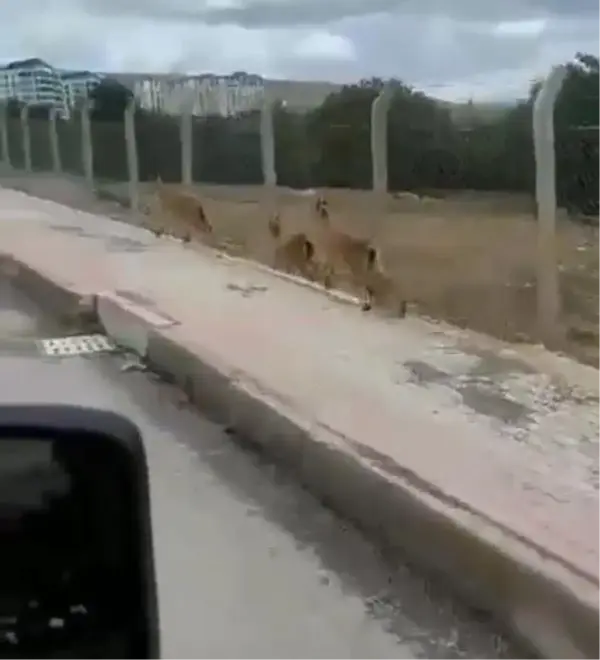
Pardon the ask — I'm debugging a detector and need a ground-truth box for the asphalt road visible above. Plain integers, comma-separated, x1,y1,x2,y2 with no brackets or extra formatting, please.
0,278,524,659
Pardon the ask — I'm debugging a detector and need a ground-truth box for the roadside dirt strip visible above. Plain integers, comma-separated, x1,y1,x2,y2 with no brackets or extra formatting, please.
1,187,598,659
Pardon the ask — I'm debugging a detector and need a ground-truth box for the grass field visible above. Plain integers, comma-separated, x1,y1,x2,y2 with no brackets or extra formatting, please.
143,183,599,369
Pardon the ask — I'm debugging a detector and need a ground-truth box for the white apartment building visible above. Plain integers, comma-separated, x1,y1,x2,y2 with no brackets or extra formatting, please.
0,58,67,113
1,59,339,119
60,69,104,110
132,72,265,117
0,60,266,118
0,59,104,118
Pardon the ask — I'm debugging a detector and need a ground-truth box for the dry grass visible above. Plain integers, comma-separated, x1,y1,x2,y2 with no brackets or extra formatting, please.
140,183,598,368
7,173,593,368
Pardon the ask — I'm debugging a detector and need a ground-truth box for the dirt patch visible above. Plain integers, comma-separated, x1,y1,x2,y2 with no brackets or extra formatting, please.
3,174,598,368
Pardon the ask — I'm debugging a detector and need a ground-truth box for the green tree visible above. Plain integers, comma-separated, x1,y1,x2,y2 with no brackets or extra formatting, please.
296,78,460,191
88,79,134,181
387,84,458,190
554,53,599,215
89,78,133,121
306,82,380,188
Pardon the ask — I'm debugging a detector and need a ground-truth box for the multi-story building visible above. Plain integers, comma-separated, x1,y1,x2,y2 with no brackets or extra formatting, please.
59,70,104,110
0,58,341,118
0,58,67,114
116,71,338,116
123,71,266,117
0,59,105,118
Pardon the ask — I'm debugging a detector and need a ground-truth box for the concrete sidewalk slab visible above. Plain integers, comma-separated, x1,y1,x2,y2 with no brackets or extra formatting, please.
1,188,598,658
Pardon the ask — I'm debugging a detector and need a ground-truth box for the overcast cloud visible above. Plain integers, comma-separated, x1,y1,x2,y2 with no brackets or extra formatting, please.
0,0,597,100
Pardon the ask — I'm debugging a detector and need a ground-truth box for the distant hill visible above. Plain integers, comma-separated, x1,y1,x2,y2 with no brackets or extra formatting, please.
439,99,516,126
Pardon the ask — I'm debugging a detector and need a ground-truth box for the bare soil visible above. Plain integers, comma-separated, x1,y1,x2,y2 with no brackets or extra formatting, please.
2,173,598,368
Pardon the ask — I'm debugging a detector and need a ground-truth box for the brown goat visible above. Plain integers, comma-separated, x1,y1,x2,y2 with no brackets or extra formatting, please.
311,196,380,310
268,212,318,280
147,178,213,241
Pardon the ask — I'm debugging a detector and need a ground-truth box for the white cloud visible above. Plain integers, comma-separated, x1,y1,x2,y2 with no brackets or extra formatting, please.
494,19,547,37
293,32,356,61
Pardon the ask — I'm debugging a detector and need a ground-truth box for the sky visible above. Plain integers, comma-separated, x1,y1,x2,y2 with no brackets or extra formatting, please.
0,0,598,101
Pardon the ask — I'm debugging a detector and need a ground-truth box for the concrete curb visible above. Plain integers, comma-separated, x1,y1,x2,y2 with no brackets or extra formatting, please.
3,253,598,660
0,257,100,333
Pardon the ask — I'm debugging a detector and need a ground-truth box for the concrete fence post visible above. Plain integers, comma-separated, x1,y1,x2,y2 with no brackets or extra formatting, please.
370,85,393,193
180,96,193,187
260,96,276,189
533,65,567,345
48,107,62,173
20,105,32,173
124,98,140,213
0,104,10,169
81,100,94,190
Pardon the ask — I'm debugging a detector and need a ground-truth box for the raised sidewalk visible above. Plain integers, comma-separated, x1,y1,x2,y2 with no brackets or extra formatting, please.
1,188,598,658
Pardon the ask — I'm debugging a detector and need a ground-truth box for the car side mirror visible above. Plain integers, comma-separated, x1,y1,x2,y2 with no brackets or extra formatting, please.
0,405,159,659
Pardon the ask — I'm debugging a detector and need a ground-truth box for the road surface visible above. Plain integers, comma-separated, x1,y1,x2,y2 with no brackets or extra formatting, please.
0,278,524,659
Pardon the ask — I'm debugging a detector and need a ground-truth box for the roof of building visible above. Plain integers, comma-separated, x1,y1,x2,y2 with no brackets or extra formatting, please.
60,70,104,83
3,58,52,70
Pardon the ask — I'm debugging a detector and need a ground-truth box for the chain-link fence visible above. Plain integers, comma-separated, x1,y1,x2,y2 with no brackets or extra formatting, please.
0,84,596,214
0,63,597,367
4,104,597,208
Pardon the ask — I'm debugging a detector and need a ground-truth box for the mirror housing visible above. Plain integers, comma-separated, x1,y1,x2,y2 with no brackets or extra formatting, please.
0,405,159,659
